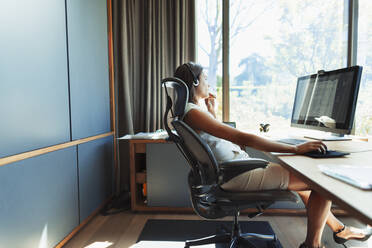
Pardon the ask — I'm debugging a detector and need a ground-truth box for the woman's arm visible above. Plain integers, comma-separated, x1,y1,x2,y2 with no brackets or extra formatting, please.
184,108,326,154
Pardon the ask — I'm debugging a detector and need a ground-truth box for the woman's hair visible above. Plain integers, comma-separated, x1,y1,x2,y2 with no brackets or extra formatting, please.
174,62,203,103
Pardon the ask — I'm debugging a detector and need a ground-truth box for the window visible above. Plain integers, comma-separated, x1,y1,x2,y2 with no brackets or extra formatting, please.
355,0,372,136
229,0,347,132
197,0,223,120
197,0,369,135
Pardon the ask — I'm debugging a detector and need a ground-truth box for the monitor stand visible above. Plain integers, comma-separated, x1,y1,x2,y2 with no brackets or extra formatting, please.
304,132,352,141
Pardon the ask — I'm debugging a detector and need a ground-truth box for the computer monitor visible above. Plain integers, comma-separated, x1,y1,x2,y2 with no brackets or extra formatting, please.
291,66,363,141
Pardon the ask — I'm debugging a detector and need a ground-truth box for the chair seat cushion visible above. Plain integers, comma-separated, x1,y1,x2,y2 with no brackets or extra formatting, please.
211,189,299,206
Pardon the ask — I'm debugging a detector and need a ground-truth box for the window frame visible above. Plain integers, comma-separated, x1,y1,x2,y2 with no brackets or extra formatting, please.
219,0,360,126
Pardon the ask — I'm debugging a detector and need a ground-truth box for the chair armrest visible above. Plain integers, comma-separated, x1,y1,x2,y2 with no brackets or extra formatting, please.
219,158,269,184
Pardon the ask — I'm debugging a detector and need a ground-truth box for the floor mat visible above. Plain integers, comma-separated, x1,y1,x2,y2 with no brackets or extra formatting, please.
136,219,282,248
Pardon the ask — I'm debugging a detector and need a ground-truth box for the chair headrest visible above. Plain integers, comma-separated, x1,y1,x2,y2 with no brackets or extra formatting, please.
162,77,189,118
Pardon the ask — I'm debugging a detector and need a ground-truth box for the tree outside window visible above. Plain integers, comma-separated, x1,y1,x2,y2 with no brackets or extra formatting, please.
198,0,369,136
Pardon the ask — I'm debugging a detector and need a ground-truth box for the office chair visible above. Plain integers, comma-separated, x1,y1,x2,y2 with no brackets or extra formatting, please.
162,77,298,248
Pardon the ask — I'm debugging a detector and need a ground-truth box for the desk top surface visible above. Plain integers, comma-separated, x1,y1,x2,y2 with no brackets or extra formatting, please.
267,140,372,225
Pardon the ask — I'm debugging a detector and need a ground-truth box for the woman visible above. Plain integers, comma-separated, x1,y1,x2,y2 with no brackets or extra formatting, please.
174,62,371,248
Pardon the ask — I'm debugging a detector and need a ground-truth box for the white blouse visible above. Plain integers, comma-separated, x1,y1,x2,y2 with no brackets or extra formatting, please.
183,102,250,162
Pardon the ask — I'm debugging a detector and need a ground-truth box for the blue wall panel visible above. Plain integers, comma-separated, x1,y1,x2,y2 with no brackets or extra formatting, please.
78,135,114,222
0,147,79,248
67,0,111,140
0,0,70,158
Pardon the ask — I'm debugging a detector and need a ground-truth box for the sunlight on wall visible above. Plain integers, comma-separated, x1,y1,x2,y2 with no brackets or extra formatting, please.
38,224,48,248
84,241,113,248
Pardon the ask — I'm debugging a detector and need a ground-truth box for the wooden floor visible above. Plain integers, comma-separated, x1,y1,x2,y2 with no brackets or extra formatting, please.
63,211,370,248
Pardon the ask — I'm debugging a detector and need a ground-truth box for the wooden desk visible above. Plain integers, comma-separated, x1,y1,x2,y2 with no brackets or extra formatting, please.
126,137,372,220
266,140,372,225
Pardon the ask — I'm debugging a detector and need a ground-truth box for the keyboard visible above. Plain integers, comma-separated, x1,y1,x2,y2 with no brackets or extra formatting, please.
276,138,307,145
304,150,350,158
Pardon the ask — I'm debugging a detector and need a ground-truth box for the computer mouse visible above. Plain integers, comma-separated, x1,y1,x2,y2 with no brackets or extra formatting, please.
306,145,328,155
306,149,327,155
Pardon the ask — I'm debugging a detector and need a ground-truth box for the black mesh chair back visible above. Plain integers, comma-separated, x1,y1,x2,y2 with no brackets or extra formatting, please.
172,120,230,219
172,120,219,185
162,77,219,183
162,77,224,218
162,77,188,142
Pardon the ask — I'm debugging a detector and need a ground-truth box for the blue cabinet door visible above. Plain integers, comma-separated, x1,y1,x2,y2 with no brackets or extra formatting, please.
0,0,70,158
0,147,79,248
67,0,111,140
78,135,114,222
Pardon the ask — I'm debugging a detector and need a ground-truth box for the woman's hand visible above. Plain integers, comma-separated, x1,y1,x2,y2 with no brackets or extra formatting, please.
295,141,328,154
205,93,217,118
205,93,216,109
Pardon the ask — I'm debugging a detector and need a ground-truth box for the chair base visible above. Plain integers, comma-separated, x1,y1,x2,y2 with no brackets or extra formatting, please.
184,211,279,248
185,232,277,248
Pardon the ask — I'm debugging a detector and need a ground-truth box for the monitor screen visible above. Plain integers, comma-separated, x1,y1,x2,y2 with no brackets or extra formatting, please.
291,66,362,135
